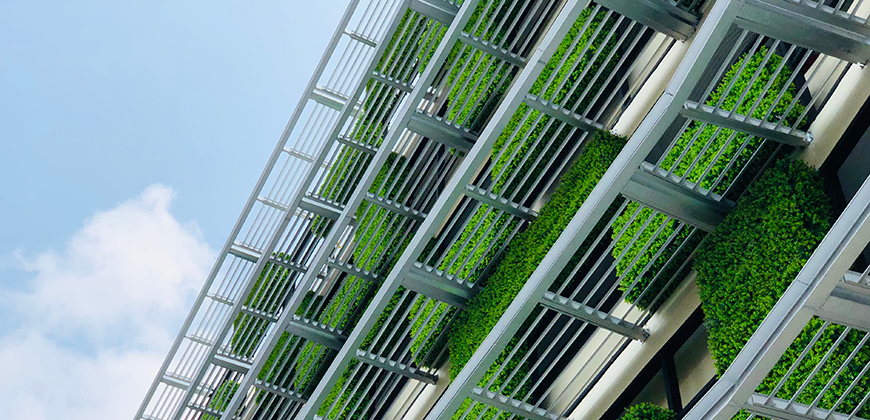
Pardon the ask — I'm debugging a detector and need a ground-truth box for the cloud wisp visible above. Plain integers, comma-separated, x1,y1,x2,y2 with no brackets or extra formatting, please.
0,185,215,420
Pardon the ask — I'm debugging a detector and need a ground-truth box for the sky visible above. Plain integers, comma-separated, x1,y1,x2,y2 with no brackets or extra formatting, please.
0,1,348,419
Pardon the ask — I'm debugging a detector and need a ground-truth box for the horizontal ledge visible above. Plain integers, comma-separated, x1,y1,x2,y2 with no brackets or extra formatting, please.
252,380,308,403
364,191,427,221
371,71,413,93
464,184,538,221
343,29,377,47
404,264,477,309
458,32,525,67
681,100,809,147
407,112,477,153
409,0,459,25
737,0,870,64
469,387,562,420
354,350,439,384
212,353,253,374
336,134,379,155
523,94,603,132
540,292,649,341
622,162,735,232
311,86,350,111
325,258,380,283
286,316,348,350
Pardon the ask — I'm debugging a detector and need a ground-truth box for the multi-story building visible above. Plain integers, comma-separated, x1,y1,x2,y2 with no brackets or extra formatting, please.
135,0,870,419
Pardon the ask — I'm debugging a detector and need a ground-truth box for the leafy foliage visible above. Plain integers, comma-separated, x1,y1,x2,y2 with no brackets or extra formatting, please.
447,130,626,378
620,403,675,420
660,47,805,194
612,47,806,310
694,160,831,373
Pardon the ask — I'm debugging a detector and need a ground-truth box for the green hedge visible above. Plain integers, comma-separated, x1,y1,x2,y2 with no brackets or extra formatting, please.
695,160,870,417
620,403,674,420
695,159,831,373
319,290,409,420
609,203,704,311
611,47,805,310
447,130,626,379
436,8,622,288
660,46,804,194
492,8,618,198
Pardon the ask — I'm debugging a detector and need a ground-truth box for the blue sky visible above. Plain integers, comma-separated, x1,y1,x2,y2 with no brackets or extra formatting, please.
0,1,349,419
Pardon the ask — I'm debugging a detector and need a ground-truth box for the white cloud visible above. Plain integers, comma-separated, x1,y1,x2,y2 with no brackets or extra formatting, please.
0,185,215,420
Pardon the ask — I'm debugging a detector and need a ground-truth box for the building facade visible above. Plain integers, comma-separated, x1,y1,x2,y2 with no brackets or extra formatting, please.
137,0,870,419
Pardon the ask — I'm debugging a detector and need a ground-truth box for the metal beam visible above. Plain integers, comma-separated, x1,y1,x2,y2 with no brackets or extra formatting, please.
540,291,649,341
300,195,344,220
523,93,603,132
213,354,252,374
355,350,439,384
344,29,377,47
407,111,477,153
161,374,192,390
325,257,380,283
744,393,867,420
285,316,348,350
311,86,349,111
372,71,414,93
363,191,428,221
621,162,735,232
336,134,379,155
464,184,538,221
458,32,525,67
681,100,809,147
815,275,870,331
409,0,459,24
403,264,477,309
598,0,697,41
468,388,562,420
228,243,262,263
736,0,870,64
252,381,308,403
268,257,307,274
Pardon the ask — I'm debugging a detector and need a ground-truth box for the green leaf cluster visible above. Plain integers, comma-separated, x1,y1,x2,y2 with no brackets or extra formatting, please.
660,47,804,194
694,159,831,373
619,403,674,420
696,160,870,417
609,203,704,311
612,47,805,310
491,9,618,198
447,130,626,378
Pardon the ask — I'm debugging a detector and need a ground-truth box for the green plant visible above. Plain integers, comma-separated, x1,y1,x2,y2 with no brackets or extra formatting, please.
755,319,870,418
694,159,831,374
660,47,805,194
202,380,239,420
695,160,870,418
491,9,619,199
448,130,626,378
620,403,675,420
609,203,704,311
612,47,806,311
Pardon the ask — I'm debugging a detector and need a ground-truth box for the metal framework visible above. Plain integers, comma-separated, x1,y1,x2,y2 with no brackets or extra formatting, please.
424,0,870,417
137,0,870,418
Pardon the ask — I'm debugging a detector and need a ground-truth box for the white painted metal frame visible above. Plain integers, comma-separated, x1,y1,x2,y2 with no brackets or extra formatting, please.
682,175,870,420
425,0,870,417
135,1,408,418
